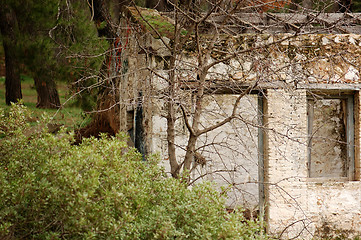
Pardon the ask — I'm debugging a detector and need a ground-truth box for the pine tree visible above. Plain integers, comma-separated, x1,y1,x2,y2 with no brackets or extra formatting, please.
0,1,22,105
13,0,62,108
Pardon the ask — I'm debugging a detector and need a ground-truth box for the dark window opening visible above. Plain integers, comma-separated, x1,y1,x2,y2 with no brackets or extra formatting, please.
127,93,147,159
135,103,147,158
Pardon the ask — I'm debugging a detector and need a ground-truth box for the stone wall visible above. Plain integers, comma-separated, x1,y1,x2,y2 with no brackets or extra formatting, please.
121,25,361,238
265,89,309,238
309,98,347,178
266,88,361,239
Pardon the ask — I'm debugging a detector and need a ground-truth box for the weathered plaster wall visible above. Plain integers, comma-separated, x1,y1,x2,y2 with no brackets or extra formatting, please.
307,182,361,238
122,26,361,239
265,89,309,238
266,89,361,239
118,21,154,151
150,93,260,210
146,34,361,238
197,94,259,209
309,98,347,178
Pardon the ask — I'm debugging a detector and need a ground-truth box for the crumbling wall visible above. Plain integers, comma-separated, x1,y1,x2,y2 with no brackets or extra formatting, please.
266,89,361,239
201,34,361,86
307,181,361,239
118,19,153,151
309,98,347,178
122,29,361,239
265,89,309,238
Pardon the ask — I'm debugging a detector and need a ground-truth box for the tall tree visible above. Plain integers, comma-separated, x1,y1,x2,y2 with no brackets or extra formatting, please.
14,0,61,109
0,1,22,105
34,75,61,109
75,0,120,140
53,0,108,111
0,0,62,108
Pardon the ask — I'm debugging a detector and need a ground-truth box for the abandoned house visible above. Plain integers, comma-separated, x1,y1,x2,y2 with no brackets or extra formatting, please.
112,6,361,239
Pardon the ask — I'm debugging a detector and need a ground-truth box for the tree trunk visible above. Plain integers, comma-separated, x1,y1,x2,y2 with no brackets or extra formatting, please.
89,0,117,38
167,64,179,178
0,3,22,105
182,72,207,174
34,77,61,109
76,0,120,143
112,0,131,24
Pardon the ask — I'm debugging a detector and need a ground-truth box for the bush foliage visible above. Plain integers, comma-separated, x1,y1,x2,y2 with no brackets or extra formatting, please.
0,104,265,239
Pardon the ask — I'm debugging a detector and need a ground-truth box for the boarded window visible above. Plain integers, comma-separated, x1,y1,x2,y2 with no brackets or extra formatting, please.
307,95,354,179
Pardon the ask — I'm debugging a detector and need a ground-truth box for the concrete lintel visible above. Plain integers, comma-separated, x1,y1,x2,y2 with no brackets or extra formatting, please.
298,83,361,91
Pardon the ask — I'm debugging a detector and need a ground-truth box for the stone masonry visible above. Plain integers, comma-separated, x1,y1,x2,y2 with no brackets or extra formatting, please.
119,9,361,237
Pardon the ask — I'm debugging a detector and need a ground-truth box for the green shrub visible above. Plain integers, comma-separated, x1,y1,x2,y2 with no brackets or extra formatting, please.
0,104,266,239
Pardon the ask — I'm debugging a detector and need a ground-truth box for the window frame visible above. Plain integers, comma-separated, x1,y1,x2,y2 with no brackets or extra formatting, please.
307,94,355,181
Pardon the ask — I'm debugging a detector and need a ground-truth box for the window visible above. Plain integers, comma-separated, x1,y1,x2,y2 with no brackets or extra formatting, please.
307,94,354,180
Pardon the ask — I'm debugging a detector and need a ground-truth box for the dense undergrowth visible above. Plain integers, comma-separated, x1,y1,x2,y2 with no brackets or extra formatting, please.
0,104,267,239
